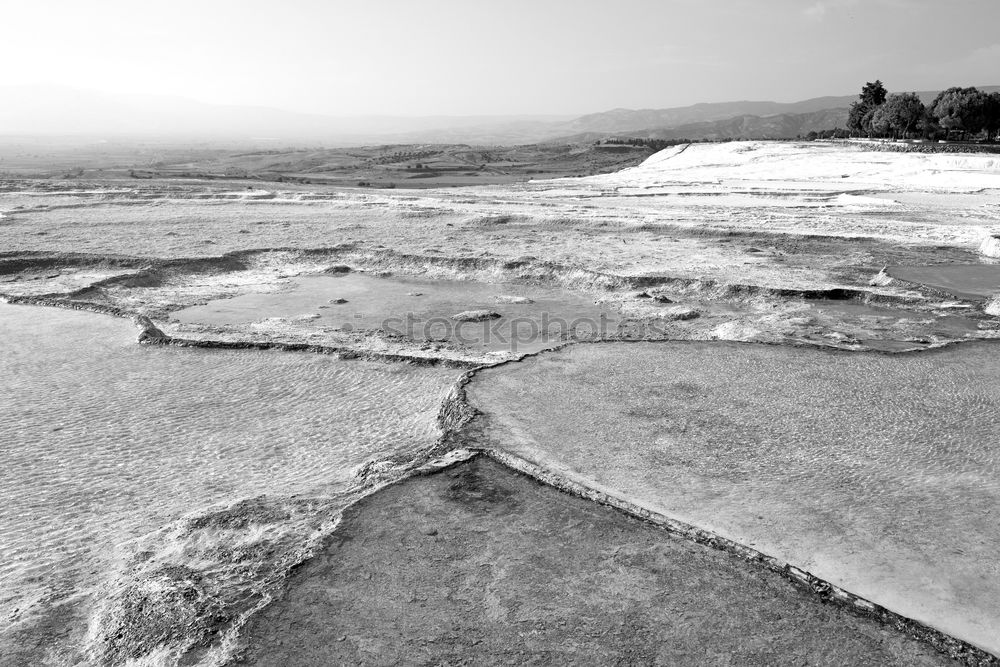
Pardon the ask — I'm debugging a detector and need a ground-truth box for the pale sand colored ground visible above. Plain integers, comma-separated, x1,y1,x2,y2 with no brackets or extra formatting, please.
3,164,997,363
2,145,997,350
2,142,998,276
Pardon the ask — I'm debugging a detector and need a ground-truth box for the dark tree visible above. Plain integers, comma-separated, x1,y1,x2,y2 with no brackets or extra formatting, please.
847,103,869,134
860,80,888,107
983,92,1000,142
847,80,888,136
870,93,926,139
931,87,987,140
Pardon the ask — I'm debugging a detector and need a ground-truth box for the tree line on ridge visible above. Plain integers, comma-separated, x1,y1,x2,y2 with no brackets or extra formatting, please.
846,80,1000,141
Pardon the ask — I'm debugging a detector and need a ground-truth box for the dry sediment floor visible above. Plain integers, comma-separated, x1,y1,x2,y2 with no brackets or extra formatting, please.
234,457,949,666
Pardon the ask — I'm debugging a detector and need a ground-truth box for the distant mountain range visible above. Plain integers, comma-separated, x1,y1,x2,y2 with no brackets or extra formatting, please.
555,87,1000,144
2,85,998,147
556,108,852,144
556,96,859,136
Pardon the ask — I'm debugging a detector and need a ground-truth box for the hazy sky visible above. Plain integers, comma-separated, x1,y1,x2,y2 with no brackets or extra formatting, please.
5,0,998,116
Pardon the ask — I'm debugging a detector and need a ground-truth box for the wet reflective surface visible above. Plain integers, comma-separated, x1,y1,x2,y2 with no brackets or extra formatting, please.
467,340,1000,654
237,457,949,666
888,264,1000,300
174,274,618,354
0,303,456,662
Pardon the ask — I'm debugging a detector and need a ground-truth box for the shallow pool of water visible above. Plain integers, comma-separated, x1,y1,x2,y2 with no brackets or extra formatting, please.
888,264,1000,299
173,273,619,355
468,341,1000,655
805,298,981,344
0,303,457,663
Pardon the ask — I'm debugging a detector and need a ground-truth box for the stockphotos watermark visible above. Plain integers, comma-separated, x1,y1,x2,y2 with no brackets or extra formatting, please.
333,311,645,351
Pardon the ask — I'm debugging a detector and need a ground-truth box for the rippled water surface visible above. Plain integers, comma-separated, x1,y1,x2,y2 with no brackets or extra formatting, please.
0,303,457,662
174,274,618,354
468,341,1000,655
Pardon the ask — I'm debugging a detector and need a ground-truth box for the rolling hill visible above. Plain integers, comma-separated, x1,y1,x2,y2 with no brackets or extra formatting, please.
557,96,858,136
557,87,1000,143
556,108,852,143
